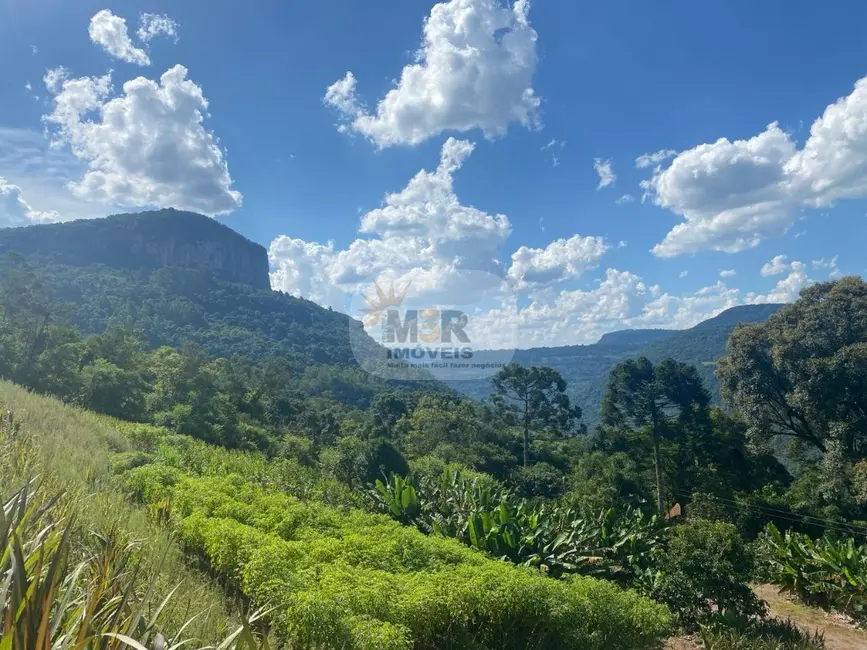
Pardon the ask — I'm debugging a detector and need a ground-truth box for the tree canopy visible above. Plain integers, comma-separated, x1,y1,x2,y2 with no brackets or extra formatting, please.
491,363,581,467
602,357,711,512
718,276,867,461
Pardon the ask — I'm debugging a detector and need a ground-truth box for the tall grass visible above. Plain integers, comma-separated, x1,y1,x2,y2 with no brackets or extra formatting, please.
0,381,242,645
0,477,273,649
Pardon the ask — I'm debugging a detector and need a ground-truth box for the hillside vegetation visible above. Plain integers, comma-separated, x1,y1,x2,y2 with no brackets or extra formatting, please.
2,212,865,649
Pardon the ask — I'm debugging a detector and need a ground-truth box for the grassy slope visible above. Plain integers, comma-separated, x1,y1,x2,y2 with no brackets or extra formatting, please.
0,380,239,644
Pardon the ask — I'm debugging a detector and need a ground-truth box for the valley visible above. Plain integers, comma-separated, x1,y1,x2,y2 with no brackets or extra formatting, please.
0,211,864,650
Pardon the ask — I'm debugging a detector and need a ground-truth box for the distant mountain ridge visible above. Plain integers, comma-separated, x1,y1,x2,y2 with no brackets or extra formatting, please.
596,329,675,346
450,303,784,424
0,209,270,290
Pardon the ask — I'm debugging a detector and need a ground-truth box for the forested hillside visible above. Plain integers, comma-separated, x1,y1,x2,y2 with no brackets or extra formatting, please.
454,303,783,423
4,272,866,648
0,211,782,424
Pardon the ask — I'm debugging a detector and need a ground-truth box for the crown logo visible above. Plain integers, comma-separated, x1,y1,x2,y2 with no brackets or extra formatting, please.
360,280,411,327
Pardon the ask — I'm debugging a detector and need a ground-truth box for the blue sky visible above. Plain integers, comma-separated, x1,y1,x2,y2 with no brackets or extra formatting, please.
1,0,866,347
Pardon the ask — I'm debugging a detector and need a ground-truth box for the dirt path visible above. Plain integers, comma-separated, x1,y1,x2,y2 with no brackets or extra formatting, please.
753,584,867,650
665,585,867,650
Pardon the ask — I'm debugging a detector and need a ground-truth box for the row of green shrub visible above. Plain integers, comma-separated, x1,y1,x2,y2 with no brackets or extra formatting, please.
119,463,672,650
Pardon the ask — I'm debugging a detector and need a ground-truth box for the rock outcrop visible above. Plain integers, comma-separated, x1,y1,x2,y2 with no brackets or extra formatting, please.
0,209,271,290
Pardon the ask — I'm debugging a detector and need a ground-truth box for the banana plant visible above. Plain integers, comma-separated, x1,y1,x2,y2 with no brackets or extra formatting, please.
761,522,867,620
371,474,420,525
369,469,670,583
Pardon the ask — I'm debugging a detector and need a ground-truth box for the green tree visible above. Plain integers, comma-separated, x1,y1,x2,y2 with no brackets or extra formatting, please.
602,357,710,513
367,391,411,439
0,254,61,387
718,276,867,461
490,363,580,467
78,358,147,420
651,519,764,630
401,395,479,457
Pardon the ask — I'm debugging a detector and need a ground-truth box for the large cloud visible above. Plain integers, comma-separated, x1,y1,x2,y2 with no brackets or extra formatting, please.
644,74,867,256
267,139,844,347
358,138,510,264
324,0,540,147
270,144,841,348
644,123,798,256
0,178,59,227
43,65,242,215
748,260,811,303
270,137,516,306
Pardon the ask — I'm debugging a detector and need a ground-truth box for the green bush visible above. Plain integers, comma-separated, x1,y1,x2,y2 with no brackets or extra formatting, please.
651,519,765,630
117,462,181,503
277,433,316,466
123,465,673,650
110,450,155,474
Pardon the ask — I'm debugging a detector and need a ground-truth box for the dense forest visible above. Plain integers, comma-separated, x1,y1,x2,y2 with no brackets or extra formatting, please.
2,218,867,648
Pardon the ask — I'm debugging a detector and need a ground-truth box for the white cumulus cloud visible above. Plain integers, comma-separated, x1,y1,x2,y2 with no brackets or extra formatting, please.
719,269,737,278
0,178,59,227
89,9,151,66
507,234,609,290
270,138,514,305
643,74,867,257
749,261,811,303
594,158,616,189
324,0,540,147
43,65,242,215
358,137,511,264
643,123,798,257
760,254,789,277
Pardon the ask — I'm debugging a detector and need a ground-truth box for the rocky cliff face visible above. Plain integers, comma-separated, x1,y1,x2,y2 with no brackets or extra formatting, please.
0,209,271,289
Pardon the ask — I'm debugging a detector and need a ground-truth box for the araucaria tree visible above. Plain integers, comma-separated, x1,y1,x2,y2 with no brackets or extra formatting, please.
602,357,710,513
717,276,867,461
490,363,580,467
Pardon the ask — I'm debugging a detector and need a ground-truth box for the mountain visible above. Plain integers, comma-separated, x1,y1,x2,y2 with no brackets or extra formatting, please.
451,303,783,424
0,209,270,290
596,329,675,346
636,304,782,365
0,210,783,416
0,210,434,408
